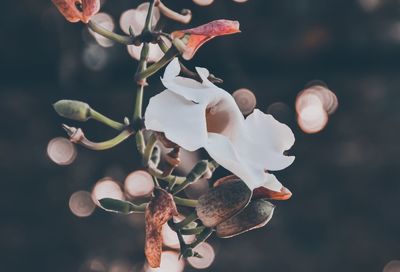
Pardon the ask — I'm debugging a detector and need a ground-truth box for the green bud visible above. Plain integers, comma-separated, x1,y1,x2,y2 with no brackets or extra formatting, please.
196,178,251,227
187,160,209,182
53,100,91,121
216,199,275,238
150,145,161,166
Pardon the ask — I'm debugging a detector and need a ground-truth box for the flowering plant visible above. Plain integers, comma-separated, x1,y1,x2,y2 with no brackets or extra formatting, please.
51,0,295,268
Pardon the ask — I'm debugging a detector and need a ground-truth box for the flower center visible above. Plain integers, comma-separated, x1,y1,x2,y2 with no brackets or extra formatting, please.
206,106,230,134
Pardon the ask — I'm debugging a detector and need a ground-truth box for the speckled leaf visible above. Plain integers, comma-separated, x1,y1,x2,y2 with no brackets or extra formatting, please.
145,188,178,268
216,199,275,238
196,177,251,227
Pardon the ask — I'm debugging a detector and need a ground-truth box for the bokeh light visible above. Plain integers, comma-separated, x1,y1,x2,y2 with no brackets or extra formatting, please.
69,191,96,217
233,0,248,3
192,0,214,6
358,0,381,12
297,96,328,133
119,4,160,36
233,88,257,115
92,178,124,206
124,170,154,198
296,83,338,134
145,251,185,272
187,242,215,269
383,261,400,272
126,42,167,63
161,222,195,249
109,261,133,272
89,13,115,48
83,43,108,71
47,137,77,165
79,258,107,272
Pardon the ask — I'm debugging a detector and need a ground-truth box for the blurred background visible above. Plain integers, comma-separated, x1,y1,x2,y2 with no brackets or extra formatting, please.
2,0,400,271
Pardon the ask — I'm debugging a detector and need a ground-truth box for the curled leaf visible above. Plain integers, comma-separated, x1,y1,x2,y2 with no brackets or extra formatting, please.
145,188,178,268
171,19,240,60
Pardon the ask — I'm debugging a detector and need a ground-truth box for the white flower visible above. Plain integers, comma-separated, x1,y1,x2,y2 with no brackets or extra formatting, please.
144,59,295,192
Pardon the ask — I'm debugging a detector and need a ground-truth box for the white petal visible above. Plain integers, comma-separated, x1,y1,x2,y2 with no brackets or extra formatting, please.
205,133,283,191
144,90,208,151
127,44,164,63
163,58,181,79
161,59,225,105
237,109,295,171
195,67,215,88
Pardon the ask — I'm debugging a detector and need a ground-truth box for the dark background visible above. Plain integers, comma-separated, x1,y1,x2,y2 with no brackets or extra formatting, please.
2,0,400,271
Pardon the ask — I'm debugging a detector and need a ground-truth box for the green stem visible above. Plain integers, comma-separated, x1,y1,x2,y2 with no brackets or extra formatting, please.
85,130,133,150
147,165,186,184
133,43,149,155
173,160,209,195
173,197,198,208
157,38,170,52
143,133,157,167
90,110,125,131
189,228,214,249
133,1,157,155
174,212,199,229
143,0,156,32
62,125,134,151
180,226,205,236
88,21,134,45
99,198,146,214
134,47,179,82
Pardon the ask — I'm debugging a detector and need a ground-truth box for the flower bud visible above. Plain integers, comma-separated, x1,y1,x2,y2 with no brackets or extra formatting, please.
187,160,209,182
150,145,161,166
196,177,251,227
216,199,275,238
53,100,92,121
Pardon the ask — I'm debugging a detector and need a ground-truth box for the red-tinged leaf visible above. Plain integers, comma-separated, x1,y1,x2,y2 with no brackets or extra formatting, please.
172,19,240,60
253,186,292,200
82,0,100,23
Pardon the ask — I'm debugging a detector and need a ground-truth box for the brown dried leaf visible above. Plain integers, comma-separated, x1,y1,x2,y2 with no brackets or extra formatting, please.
145,188,178,268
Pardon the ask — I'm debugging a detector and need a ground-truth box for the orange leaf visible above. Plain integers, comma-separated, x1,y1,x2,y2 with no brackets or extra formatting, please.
253,186,292,201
